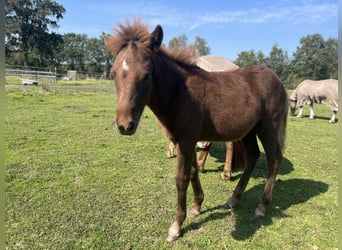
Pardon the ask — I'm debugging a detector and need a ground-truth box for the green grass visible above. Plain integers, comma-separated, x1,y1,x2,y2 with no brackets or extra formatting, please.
5,85,337,249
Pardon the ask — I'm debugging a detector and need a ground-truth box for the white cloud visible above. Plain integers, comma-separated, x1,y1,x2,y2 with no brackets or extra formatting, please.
81,1,337,32
125,2,337,30
190,3,336,29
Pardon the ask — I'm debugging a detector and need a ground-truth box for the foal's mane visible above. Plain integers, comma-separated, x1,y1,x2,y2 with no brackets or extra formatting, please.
106,19,152,57
107,19,197,69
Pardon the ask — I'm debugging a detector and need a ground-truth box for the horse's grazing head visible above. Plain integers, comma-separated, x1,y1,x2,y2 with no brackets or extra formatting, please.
289,92,297,116
104,20,163,135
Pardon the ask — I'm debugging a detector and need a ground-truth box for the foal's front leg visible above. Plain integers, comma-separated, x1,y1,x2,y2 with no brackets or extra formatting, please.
167,146,203,242
190,151,204,216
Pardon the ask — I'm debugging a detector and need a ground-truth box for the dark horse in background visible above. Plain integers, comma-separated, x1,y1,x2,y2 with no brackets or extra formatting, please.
105,20,288,242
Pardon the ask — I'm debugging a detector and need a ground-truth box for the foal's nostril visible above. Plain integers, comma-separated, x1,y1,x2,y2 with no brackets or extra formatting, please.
117,124,126,133
127,121,135,131
114,121,135,134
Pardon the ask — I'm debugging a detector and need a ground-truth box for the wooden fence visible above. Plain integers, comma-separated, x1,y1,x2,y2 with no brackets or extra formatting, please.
5,68,56,84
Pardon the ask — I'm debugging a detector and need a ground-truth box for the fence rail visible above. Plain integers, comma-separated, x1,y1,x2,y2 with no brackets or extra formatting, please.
5,68,109,84
5,68,55,83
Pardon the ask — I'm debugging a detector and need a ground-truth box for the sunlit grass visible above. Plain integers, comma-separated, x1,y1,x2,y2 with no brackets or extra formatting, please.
5,86,337,249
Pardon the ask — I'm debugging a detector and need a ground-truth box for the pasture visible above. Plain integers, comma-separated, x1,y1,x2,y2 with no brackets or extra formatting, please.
5,84,337,249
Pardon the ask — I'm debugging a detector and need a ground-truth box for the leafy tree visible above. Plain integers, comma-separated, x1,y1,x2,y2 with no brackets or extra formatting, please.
85,37,105,73
85,33,114,77
267,43,287,75
322,38,338,79
266,43,292,86
234,50,266,67
56,33,113,78
57,33,88,72
292,34,337,80
168,34,210,58
100,33,115,78
168,34,188,51
194,36,210,56
5,0,65,67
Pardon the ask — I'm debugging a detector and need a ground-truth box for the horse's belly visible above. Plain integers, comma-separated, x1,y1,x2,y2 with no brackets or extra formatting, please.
200,115,257,141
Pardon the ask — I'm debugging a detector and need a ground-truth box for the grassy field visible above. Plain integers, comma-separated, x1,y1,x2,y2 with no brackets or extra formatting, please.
5,84,337,249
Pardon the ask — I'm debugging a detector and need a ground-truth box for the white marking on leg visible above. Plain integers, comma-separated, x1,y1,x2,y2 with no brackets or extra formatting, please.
122,59,129,71
197,141,210,148
329,112,336,123
189,207,200,217
297,107,303,118
167,221,180,242
309,104,314,119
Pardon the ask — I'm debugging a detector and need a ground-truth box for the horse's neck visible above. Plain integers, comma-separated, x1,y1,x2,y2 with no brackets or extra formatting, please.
148,53,187,126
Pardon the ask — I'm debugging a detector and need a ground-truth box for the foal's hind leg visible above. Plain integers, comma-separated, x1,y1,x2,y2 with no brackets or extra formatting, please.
255,134,283,217
221,141,233,180
197,143,212,172
225,132,260,209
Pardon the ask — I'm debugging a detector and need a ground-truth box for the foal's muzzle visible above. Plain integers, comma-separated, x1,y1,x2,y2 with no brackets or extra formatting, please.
113,120,137,135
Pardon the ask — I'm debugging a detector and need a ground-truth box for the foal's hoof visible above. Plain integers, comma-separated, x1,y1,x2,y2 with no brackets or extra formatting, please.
166,152,176,158
198,168,205,173
166,232,180,242
166,222,180,242
220,172,230,180
254,204,266,218
189,207,201,217
224,197,236,209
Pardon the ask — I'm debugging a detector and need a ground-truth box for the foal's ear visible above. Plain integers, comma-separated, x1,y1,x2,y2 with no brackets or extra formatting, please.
104,35,116,56
151,25,163,51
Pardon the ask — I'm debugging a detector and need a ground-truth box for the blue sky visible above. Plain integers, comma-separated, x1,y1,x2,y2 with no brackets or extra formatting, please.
56,0,337,61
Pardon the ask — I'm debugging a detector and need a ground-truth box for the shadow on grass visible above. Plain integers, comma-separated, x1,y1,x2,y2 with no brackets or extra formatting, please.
182,178,328,240
230,178,329,240
290,114,336,122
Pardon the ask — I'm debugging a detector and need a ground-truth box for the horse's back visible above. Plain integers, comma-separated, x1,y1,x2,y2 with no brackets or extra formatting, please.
294,79,338,109
199,65,287,141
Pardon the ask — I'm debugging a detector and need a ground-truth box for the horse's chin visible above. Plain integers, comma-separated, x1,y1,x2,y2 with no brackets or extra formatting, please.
118,129,137,136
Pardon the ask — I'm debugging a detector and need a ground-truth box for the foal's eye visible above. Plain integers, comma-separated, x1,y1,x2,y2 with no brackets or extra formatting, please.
110,70,117,79
143,72,151,81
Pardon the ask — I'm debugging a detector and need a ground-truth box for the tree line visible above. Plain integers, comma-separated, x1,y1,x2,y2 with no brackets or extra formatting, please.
234,35,337,88
5,0,337,88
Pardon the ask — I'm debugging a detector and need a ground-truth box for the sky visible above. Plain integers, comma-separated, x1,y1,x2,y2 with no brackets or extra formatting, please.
56,0,338,61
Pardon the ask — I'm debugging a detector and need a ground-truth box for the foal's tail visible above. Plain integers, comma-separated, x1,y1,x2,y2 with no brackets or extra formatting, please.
278,95,288,153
